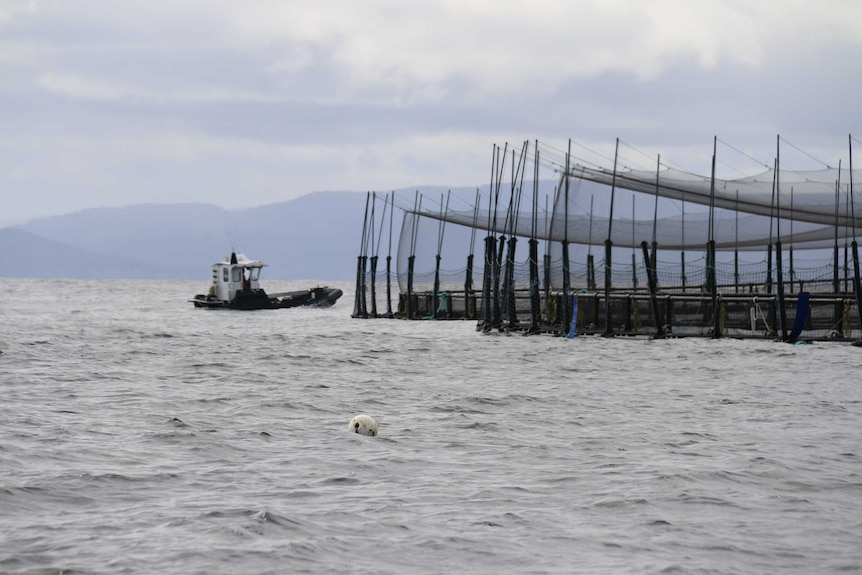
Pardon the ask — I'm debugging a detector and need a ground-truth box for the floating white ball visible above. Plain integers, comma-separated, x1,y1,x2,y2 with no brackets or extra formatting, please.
348,414,378,437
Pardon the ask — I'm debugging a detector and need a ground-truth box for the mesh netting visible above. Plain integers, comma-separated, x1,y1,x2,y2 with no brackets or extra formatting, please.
403,140,862,251
355,139,862,339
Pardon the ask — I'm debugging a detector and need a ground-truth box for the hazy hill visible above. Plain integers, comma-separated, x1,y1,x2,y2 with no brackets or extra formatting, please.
3,191,371,280
0,228,180,279
1,183,559,281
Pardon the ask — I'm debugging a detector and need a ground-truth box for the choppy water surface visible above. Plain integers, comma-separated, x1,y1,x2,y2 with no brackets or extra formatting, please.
1,279,861,574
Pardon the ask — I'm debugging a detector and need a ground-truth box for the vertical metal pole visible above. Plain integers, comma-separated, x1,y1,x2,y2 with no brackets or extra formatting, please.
588,194,596,290
642,240,664,338
561,140,572,333
734,189,740,293
833,174,841,293
849,134,862,340
386,191,394,317
631,194,637,290
708,136,720,338
603,138,619,335
775,137,788,340
352,192,371,318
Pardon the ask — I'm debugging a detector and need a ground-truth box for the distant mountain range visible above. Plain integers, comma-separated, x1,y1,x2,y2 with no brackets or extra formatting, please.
1,191,374,281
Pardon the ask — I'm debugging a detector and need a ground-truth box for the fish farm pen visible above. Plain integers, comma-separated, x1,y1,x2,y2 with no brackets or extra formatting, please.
352,137,862,344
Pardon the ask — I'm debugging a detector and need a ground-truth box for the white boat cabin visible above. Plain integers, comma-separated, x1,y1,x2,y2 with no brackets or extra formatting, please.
208,252,267,303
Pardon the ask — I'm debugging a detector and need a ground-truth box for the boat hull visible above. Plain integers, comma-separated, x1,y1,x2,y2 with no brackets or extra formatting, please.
191,287,343,310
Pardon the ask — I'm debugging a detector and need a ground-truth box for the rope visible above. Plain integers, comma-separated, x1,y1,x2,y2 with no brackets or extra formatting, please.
716,137,772,170
778,136,832,169
753,297,772,333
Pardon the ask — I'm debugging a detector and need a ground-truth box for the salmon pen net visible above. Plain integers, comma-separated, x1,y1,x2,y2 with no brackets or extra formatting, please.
352,138,862,343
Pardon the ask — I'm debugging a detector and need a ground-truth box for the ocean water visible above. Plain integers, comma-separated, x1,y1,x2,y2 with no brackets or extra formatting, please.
1,278,861,575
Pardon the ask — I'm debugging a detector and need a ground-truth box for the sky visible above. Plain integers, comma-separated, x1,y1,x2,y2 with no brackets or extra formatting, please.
2,0,862,223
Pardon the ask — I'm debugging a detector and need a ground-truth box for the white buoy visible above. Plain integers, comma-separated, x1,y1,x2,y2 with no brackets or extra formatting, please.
348,414,378,437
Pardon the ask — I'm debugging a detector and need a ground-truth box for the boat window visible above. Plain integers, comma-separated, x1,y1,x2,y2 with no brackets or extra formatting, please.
232,267,242,282
250,267,261,282
223,268,229,282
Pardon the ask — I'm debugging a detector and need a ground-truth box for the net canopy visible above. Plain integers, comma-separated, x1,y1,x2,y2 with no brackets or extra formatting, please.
407,206,858,251
402,140,862,252
572,164,854,226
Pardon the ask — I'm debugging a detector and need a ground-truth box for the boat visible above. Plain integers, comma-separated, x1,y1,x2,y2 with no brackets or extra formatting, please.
190,251,343,310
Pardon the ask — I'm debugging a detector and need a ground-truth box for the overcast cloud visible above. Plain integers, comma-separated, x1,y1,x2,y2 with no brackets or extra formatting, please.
2,0,861,222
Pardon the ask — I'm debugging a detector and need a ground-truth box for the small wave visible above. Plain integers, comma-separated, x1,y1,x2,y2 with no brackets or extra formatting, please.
76,471,179,484
320,476,361,485
249,509,303,529
79,472,135,483
679,494,741,508
455,421,501,431
187,362,233,369
680,431,719,440
304,383,330,389
194,397,231,404
143,430,197,443
593,497,649,508
430,405,486,414
467,396,510,406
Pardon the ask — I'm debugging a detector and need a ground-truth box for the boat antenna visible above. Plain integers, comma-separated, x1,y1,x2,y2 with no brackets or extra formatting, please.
223,220,239,255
